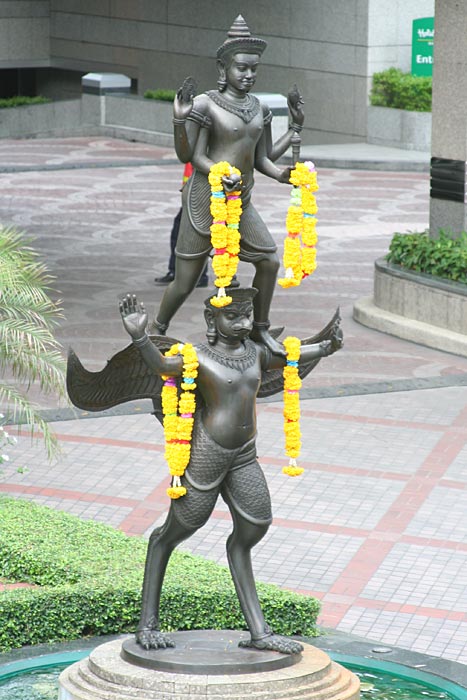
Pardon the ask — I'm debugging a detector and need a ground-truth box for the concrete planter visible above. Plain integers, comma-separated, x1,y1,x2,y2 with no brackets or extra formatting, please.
0,95,174,145
0,100,84,139
367,105,431,151
353,257,467,357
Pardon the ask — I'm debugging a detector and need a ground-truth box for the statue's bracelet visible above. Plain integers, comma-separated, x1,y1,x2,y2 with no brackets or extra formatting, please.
133,334,150,348
173,118,186,126
289,122,303,132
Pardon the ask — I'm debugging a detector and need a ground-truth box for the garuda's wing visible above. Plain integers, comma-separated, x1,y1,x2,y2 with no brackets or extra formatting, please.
258,308,341,398
67,335,181,424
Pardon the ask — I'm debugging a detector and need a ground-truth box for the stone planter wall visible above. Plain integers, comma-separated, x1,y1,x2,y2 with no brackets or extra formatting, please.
367,106,432,151
0,95,174,145
0,100,85,139
353,258,467,357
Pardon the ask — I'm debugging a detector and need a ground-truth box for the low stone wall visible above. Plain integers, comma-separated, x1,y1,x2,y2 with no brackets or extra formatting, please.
0,95,174,145
367,106,431,151
0,99,85,139
353,257,467,356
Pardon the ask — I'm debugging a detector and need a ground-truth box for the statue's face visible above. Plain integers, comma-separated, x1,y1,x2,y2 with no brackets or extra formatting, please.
215,302,253,341
225,53,260,94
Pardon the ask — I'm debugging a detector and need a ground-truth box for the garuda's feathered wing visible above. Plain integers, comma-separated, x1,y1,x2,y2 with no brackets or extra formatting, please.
67,309,340,419
258,308,340,398
67,335,181,425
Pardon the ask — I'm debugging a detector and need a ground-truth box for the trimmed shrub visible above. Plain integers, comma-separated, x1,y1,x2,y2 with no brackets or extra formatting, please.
144,89,176,102
386,230,467,283
0,96,50,109
0,497,320,651
370,68,432,112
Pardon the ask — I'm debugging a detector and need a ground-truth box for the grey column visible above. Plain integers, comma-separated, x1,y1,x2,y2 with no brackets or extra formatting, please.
430,0,467,237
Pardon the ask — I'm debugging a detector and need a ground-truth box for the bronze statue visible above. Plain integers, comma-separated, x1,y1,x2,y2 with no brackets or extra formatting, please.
67,290,342,655
153,15,305,356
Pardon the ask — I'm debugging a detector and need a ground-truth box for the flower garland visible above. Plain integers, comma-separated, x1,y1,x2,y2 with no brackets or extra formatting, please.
161,342,199,499
282,336,304,477
208,161,243,308
278,161,319,288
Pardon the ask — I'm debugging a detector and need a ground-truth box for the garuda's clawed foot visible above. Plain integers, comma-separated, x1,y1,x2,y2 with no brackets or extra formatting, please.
239,633,303,655
136,628,175,650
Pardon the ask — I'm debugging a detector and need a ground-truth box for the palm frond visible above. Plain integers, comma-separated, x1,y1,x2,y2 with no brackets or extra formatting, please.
0,384,60,461
0,225,66,461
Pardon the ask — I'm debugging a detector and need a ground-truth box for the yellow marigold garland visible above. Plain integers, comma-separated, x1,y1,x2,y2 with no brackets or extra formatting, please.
278,161,319,288
161,342,199,499
208,161,243,308
282,336,304,477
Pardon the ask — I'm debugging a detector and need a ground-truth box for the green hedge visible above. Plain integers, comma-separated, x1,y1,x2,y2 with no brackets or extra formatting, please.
370,68,432,112
144,89,176,102
0,497,320,651
387,230,467,283
0,96,50,109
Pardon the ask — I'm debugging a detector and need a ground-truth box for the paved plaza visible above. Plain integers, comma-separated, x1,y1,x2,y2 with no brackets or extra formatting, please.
0,137,466,665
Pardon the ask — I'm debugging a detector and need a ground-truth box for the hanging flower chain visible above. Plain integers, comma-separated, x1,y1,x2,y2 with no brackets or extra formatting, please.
278,161,318,288
282,336,304,477
208,161,243,308
161,343,199,499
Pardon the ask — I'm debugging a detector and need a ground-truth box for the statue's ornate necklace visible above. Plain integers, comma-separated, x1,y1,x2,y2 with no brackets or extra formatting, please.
206,90,260,123
199,339,257,372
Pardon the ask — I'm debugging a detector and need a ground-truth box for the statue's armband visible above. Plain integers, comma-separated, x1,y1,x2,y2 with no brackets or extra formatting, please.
187,109,212,129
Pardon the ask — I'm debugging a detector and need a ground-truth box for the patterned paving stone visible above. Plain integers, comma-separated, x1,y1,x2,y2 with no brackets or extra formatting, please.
257,409,441,474
404,486,467,542
337,607,467,664
264,468,406,530
177,517,365,592
2,138,467,664
361,543,467,610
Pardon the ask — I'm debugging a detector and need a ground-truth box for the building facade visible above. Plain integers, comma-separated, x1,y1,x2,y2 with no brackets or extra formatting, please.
0,0,433,145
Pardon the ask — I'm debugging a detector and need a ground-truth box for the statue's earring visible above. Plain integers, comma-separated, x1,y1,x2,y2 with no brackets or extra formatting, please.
217,61,227,92
204,309,218,345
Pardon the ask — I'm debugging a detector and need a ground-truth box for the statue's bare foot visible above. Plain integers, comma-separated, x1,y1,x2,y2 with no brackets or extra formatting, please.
136,628,175,650
239,633,303,655
250,326,286,358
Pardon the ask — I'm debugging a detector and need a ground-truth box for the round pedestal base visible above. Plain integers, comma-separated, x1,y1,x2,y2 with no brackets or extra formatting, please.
121,630,300,674
58,632,360,700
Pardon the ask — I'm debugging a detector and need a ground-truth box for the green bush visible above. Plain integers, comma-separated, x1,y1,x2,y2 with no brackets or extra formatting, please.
370,68,432,112
0,497,320,651
386,230,467,283
144,89,176,102
0,96,50,109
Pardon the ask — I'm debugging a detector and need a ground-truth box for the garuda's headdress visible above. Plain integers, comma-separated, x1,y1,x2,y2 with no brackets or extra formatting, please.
204,286,258,310
216,15,267,64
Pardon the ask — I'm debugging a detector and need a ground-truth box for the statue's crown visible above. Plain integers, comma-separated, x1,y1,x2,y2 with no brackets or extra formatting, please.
216,15,267,63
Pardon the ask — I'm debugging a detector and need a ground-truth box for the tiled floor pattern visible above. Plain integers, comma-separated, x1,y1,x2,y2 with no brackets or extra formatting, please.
0,138,466,665
2,387,466,664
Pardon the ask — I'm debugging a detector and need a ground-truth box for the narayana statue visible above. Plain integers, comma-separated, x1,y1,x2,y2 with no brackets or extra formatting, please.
152,15,305,356
67,291,342,655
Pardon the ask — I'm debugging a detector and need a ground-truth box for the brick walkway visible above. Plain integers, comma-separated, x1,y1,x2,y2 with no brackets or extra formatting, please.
0,137,466,664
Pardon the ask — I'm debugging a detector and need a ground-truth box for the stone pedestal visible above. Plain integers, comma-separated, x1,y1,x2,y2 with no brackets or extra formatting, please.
58,631,360,700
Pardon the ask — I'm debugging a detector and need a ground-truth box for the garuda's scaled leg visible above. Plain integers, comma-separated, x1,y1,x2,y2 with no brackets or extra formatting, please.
136,506,196,649
222,459,303,655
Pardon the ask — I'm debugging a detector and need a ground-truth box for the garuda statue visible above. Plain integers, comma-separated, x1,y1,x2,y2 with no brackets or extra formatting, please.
67,290,342,655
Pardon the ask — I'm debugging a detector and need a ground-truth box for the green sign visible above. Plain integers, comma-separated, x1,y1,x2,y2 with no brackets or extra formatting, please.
412,17,434,77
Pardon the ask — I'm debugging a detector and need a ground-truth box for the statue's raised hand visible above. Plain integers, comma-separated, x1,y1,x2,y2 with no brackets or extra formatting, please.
120,294,148,340
174,76,197,121
288,84,304,128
